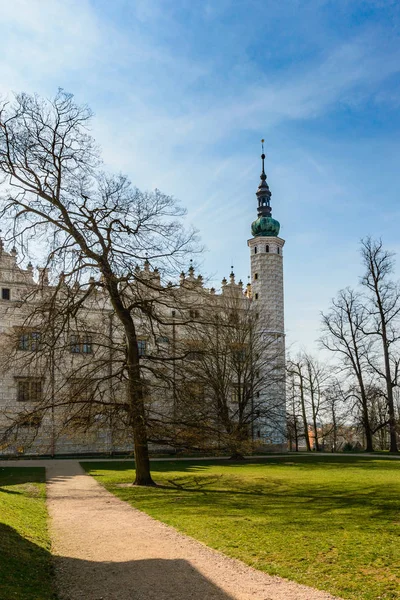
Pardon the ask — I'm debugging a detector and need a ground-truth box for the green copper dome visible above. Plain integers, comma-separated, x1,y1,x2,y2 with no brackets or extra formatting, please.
251,215,280,237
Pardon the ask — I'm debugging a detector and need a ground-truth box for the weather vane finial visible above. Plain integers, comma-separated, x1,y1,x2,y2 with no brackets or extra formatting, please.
260,139,266,180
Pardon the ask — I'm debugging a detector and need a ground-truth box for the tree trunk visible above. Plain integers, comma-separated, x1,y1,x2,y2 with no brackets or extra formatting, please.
127,350,155,486
354,370,374,452
311,399,320,451
382,338,398,453
298,373,311,452
331,403,337,452
107,276,155,485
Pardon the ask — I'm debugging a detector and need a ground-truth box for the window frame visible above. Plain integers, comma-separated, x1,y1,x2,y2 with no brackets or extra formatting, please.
17,329,41,352
137,338,147,357
70,333,93,354
15,377,43,402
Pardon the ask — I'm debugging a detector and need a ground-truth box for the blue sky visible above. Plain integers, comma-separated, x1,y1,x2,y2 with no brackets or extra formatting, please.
1,0,400,350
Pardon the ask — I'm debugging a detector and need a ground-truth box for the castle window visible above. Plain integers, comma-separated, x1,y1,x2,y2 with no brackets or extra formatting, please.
70,378,95,403
254,247,257,254
70,334,93,354
266,245,269,253
82,337,92,354
254,273,258,280
137,339,147,357
277,247,280,254
70,334,80,354
18,331,41,351
156,335,169,344
255,293,259,300
2,288,10,300
232,345,247,363
257,430,261,438
16,377,42,402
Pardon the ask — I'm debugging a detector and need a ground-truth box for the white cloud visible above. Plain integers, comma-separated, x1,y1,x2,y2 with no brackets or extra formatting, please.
1,2,400,350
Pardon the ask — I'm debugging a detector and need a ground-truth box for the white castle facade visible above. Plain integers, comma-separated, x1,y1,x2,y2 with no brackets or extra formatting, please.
0,151,286,456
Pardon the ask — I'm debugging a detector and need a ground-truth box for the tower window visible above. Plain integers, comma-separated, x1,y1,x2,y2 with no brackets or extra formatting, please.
254,273,258,280
2,288,10,300
277,247,280,254
254,247,257,254
255,293,259,300
266,245,269,253
137,339,147,357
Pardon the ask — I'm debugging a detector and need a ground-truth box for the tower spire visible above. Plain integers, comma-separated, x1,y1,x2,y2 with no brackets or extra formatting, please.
250,141,281,237
256,139,272,218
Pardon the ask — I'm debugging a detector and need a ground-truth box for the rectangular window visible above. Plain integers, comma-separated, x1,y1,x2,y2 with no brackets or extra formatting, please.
82,336,92,354
70,334,93,354
2,288,10,300
18,331,41,351
70,378,95,403
231,384,248,404
137,339,147,357
231,385,242,403
156,336,170,344
20,414,42,428
16,378,42,402
70,334,81,353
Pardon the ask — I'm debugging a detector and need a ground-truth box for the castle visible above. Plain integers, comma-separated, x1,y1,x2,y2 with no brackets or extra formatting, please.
0,149,286,456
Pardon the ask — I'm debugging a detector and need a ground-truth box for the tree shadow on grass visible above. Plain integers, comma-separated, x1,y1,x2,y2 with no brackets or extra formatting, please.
0,523,235,600
0,466,46,487
82,459,400,526
0,523,56,600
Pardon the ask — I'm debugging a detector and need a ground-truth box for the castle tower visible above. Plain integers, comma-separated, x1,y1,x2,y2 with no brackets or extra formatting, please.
247,143,286,446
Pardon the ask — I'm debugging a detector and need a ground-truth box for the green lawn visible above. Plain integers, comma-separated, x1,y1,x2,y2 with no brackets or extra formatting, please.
0,467,56,600
82,456,400,600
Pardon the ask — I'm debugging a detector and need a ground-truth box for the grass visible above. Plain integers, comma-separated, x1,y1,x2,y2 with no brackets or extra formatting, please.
82,455,400,600
0,467,56,600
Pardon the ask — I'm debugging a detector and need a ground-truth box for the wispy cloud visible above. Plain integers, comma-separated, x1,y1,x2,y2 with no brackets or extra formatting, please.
1,0,400,349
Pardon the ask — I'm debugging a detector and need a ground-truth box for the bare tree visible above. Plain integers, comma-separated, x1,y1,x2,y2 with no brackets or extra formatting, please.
321,288,376,451
287,356,312,451
170,287,286,459
0,91,197,484
360,238,400,453
320,378,350,452
303,354,330,451
286,371,302,451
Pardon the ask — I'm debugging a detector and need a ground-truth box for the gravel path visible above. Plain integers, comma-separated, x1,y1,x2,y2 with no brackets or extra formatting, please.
5,459,343,600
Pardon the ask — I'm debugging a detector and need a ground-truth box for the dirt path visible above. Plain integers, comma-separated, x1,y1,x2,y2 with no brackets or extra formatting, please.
4,459,343,599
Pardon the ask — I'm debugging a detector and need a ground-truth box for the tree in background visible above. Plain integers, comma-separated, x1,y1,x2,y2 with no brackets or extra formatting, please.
287,356,311,451
360,238,400,453
171,293,286,459
321,288,376,451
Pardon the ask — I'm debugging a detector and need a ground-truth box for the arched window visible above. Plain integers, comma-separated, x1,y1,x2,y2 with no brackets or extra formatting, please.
254,247,257,254
266,245,269,253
